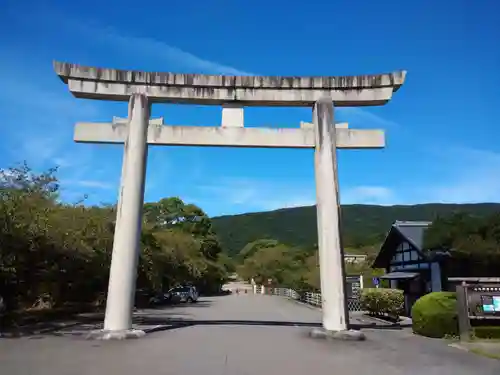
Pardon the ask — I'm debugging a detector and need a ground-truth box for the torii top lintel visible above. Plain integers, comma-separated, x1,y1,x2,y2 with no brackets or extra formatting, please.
53,61,406,107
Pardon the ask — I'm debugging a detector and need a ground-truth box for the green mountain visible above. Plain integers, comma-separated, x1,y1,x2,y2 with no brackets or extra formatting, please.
211,203,500,257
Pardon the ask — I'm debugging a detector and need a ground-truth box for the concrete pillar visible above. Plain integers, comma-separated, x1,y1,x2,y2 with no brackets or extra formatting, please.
313,97,349,332
100,93,150,338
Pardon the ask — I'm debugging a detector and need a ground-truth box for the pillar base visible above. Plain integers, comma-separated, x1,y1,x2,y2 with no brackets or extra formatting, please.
309,327,366,341
86,328,146,340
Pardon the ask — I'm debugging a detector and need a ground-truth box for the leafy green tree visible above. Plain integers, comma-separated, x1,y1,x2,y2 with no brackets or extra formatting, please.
238,239,280,261
0,163,229,318
235,237,385,292
423,212,500,276
237,241,311,290
144,197,222,260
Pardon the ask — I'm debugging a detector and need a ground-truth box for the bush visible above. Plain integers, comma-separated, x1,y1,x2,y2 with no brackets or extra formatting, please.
360,288,404,318
473,326,500,340
411,292,458,338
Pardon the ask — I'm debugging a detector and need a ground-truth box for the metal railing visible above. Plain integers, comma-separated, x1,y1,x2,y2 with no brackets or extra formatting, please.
267,288,363,312
257,275,364,312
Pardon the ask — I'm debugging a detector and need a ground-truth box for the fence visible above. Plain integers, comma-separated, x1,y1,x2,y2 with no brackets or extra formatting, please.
255,275,364,312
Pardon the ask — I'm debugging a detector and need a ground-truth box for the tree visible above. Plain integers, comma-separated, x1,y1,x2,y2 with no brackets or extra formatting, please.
238,239,280,261
217,252,236,273
0,165,114,310
237,241,311,290
0,163,229,317
144,197,222,260
423,212,500,276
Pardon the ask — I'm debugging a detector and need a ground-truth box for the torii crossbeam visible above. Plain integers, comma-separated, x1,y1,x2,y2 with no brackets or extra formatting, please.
74,120,384,149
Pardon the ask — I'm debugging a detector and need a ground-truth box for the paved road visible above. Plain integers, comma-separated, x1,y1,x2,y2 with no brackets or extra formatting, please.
1,293,499,374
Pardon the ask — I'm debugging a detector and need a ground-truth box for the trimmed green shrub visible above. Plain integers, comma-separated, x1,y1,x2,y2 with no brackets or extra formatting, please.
360,288,404,318
411,292,458,338
473,326,500,340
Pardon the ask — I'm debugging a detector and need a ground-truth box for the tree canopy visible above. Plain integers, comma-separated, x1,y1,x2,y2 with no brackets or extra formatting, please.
423,212,500,276
0,164,230,313
235,239,384,292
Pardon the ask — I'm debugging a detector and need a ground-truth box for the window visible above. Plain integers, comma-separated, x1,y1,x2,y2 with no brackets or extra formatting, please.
402,264,418,270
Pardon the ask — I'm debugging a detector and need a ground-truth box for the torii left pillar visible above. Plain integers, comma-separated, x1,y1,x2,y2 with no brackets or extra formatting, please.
88,94,150,340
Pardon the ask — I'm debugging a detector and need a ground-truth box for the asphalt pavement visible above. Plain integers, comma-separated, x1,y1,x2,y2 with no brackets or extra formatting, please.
1,291,499,375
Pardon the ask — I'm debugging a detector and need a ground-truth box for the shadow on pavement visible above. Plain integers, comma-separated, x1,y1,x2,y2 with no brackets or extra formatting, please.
136,318,408,334
139,300,214,309
0,301,213,339
1,297,408,339
134,318,322,333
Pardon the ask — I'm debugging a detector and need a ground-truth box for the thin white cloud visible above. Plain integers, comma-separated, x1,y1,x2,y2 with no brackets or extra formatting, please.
0,60,101,169
73,180,115,189
339,146,500,206
102,30,254,76
52,157,73,168
0,54,114,206
68,20,253,76
198,177,315,212
337,107,399,129
9,4,254,77
423,146,500,203
18,136,59,166
341,185,396,205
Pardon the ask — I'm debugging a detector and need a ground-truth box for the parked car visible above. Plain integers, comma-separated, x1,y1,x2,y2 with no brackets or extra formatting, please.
149,292,170,306
167,286,199,303
163,291,181,304
135,288,158,307
135,289,177,307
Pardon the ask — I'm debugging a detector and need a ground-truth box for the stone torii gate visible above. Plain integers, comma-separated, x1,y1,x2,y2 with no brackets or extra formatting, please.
54,62,406,340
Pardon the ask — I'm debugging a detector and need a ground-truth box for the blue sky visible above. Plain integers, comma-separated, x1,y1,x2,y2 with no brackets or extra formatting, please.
1,0,499,217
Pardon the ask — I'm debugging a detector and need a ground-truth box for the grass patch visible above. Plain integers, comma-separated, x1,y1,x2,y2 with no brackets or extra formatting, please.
470,348,500,360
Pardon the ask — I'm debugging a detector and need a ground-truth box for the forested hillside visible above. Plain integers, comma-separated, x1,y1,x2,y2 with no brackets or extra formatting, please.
212,203,500,256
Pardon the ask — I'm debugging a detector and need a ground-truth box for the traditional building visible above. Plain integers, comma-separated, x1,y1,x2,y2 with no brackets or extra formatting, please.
372,221,446,315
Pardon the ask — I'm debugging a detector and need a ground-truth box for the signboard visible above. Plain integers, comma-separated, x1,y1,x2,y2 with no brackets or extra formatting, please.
482,295,500,313
454,279,500,341
373,277,380,286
